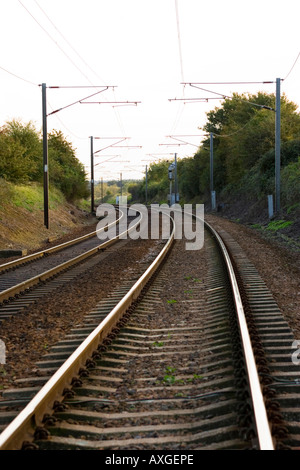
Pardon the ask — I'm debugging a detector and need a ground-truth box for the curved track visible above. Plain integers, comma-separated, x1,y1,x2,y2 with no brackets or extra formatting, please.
0,210,278,450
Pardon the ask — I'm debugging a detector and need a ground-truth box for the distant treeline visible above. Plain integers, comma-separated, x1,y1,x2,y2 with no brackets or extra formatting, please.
129,92,300,211
0,120,89,201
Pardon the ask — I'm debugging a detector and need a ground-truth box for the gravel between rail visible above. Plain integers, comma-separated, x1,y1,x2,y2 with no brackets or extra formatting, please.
1,211,299,447
206,214,300,342
1,213,299,385
0,234,165,394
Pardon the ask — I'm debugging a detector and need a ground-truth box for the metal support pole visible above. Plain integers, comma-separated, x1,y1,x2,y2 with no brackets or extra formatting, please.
268,195,274,219
90,136,94,214
42,83,49,229
145,165,148,205
210,132,216,210
168,163,174,205
275,78,281,213
174,153,178,202
210,132,213,194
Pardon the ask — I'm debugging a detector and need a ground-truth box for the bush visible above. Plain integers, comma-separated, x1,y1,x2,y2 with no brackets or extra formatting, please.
48,130,89,201
0,120,89,201
281,157,300,206
0,178,13,205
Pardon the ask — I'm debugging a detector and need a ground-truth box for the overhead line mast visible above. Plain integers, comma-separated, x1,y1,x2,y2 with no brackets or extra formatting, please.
40,84,140,227
170,79,282,214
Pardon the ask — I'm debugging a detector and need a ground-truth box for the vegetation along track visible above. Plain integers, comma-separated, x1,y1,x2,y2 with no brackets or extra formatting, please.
0,210,299,450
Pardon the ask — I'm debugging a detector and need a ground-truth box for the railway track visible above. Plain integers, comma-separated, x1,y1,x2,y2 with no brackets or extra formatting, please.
0,208,138,322
0,209,299,451
0,209,123,276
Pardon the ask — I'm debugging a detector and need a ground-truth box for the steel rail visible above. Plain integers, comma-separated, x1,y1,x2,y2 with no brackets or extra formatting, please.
0,209,128,304
204,218,275,450
165,206,274,449
0,212,175,450
0,207,274,449
162,206,274,449
0,209,124,274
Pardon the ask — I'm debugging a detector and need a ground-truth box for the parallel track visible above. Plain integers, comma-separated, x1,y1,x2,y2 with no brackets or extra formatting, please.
0,211,279,450
0,209,137,317
209,227,300,450
0,209,123,275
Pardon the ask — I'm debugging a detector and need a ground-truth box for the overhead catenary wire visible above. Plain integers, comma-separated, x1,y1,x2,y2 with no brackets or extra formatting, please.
183,81,275,85
210,119,253,138
0,72,88,141
187,83,275,111
283,50,300,81
174,0,184,84
33,0,108,86
46,99,87,140
169,81,276,143
17,0,94,84
17,0,129,140
33,0,129,139
0,64,38,87
9,3,298,177
0,74,86,141
169,0,186,136
168,80,274,153
45,87,112,116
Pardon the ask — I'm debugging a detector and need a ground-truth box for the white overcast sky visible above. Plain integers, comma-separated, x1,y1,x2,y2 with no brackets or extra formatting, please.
0,0,299,181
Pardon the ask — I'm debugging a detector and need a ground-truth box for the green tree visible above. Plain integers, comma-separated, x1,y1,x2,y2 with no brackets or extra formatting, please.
202,92,300,187
5,119,42,180
0,120,42,183
281,157,300,205
0,132,27,182
48,130,89,201
127,182,141,202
